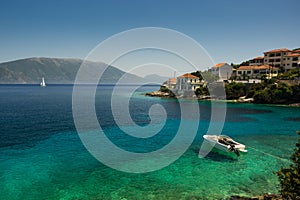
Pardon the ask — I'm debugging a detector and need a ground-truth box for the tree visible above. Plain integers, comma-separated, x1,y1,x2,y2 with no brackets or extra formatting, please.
195,86,209,96
191,71,203,79
246,83,265,98
159,85,170,93
253,89,272,103
199,71,219,83
276,131,300,199
225,82,246,99
231,61,250,69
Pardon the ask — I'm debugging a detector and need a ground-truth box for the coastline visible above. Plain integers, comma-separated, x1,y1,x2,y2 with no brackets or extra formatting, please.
144,91,300,107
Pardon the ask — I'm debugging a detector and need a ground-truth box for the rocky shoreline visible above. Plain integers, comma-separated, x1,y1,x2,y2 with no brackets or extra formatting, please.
145,91,170,97
145,90,300,107
227,194,282,200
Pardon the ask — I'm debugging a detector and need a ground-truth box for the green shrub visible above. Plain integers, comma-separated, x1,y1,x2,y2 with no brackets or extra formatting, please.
225,82,246,99
276,131,300,199
195,86,209,96
159,86,170,93
253,89,271,103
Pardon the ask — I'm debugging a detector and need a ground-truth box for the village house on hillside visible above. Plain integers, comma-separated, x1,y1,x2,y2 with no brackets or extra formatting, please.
249,56,264,66
248,48,300,71
161,73,205,96
163,77,177,89
210,63,233,81
236,65,279,80
174,73,203,95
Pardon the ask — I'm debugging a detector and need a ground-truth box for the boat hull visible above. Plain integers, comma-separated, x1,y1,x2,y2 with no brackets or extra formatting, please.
203,135,247,154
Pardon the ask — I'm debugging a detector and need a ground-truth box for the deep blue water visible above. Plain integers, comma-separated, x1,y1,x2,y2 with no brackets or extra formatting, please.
0,85,300,199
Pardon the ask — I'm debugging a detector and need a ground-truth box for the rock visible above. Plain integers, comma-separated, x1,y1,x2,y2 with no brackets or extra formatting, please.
227,194,282,200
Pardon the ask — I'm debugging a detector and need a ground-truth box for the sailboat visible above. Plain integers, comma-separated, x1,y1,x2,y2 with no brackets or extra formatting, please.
40,77,46,87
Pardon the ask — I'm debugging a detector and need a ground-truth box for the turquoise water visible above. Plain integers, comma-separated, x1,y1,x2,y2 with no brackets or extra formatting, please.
0,85,300,200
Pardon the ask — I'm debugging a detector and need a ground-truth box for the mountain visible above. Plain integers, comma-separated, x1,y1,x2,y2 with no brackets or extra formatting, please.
143,74,169,85
0,57,144,84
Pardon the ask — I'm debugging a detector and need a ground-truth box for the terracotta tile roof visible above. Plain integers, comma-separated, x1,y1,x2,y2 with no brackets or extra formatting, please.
168,77,177,84
286,53,300,57
237,65,279,70
251,56,264,60
213,63,226,68
263,48,291,54
179,73,199,79
292,49,300,53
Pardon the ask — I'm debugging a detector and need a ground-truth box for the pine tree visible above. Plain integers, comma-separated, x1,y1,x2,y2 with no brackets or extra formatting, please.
276,131,300,199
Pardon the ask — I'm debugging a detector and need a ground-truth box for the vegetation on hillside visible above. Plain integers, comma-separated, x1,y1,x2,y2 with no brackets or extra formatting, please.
193,80,300,104
191,70,219,83
158,67,300,104
277,68,300,80
231,61,250,69
276,131,300,199
194,67,300,104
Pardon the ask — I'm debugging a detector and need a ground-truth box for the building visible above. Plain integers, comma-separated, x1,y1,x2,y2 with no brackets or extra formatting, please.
210,63,233,81
174,73,203,95
236,65,279,80
263,48,291,70
249,56,264,66
285,50,300,70
162,78,177,89
247,48,300,72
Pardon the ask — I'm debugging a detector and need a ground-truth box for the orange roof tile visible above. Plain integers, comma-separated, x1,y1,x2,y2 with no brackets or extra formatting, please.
168,77,177,84
251,56,264,60
286,53,300,57
238,65,279,70
263,48,291,54
179,73,199,79
213,63,226,68
292,49,300,53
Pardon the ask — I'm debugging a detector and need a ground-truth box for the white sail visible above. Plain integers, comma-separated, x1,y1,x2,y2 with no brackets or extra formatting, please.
40,77,46,87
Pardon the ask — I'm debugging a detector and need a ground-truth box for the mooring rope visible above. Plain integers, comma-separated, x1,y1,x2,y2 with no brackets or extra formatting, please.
247,146,292,164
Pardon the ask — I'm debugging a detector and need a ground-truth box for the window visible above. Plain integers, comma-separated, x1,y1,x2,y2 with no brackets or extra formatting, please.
283,58,286,60
237,71,242,75
292,63,298,67
275,59,281,62
287,58,290,60
247,71,251,74
253,70,259,74
293,57,298,61
276,53,281,56
269,59,274,62
269,53,275,57
264,59,267,62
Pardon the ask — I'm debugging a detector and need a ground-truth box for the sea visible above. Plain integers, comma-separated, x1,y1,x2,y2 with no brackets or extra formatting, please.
0,84,299,200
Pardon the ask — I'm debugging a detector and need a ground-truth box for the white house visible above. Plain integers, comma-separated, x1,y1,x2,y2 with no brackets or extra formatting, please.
211,63,233,81
174,73,203,95
162,77,177,89
236,65,279,80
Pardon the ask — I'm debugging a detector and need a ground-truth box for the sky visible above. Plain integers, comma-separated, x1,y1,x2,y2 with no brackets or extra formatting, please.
0,0,299,76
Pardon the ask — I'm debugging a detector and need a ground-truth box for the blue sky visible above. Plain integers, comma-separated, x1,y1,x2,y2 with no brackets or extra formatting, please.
1,0,299,68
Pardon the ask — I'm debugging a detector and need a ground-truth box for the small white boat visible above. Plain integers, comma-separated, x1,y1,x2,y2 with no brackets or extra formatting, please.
40,77,46,87
203,135,247,156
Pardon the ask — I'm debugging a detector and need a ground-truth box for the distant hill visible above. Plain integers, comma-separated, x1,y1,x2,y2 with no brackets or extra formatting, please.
0,57,144,84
